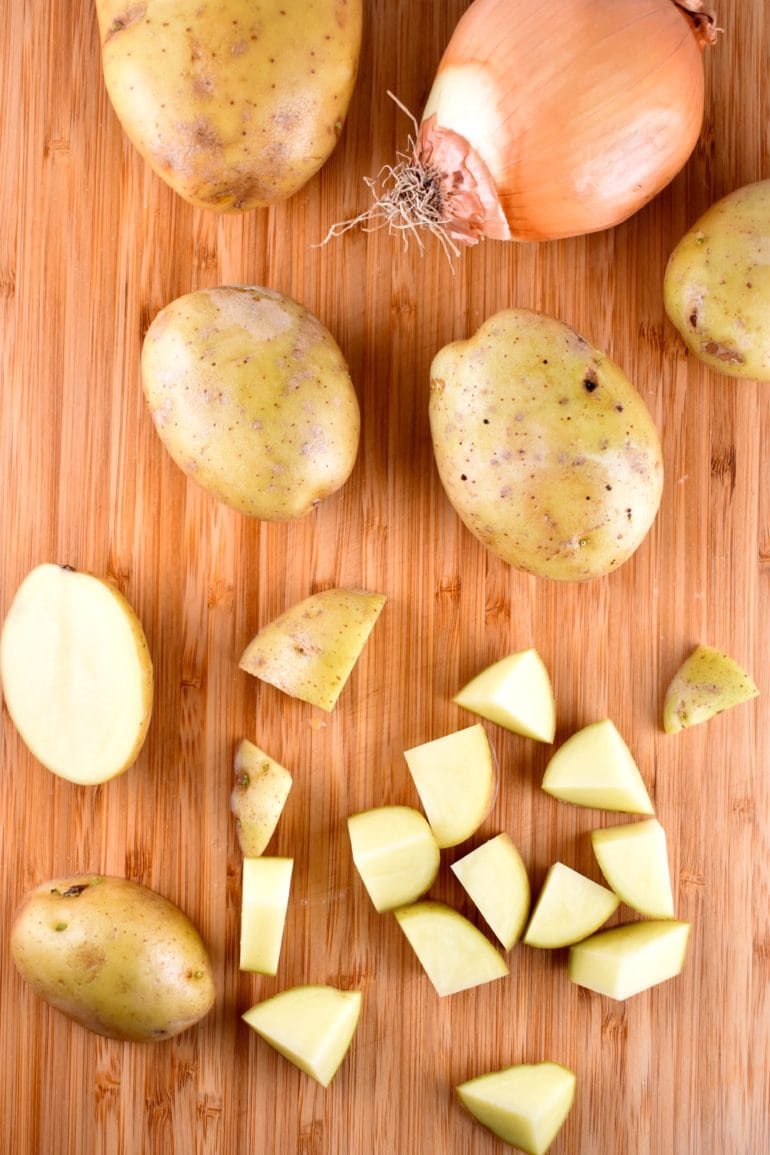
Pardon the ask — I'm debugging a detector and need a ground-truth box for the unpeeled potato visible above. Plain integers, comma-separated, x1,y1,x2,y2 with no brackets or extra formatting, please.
664,180,770,379
95,0,362,210
11,875,216,1042
141,286,360,520
429,309,663,581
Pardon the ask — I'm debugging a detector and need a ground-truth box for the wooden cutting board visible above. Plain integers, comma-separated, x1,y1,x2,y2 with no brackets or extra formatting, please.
1,3,768,1153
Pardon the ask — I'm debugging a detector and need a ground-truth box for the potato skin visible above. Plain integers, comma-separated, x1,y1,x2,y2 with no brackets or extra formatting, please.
141,286,360,520
11,875,216,1042
664,180,770,380
429,309,663,581
95,0,362,210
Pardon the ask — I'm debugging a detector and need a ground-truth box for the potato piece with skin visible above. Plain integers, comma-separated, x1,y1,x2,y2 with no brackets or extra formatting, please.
141,286,360,520
429,308,663,581
231,739,293,857
664,180,770,379
95,0,362,211
239,588,386,711
663,644,759,733
11,876,216,1042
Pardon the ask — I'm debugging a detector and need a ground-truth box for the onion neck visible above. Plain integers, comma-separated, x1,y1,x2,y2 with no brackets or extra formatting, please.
416,115,511,246
672,1,719,48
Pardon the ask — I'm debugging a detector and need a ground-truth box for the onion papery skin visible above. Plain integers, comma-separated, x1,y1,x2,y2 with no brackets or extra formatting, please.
419,0,708,243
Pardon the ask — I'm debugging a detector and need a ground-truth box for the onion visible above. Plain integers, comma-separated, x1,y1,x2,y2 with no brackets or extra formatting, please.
330,0,718,249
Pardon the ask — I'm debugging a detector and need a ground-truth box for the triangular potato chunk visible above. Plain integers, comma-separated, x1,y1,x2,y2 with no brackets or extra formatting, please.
393,901,508,996
454,649,555,742
231,739,293,857
457,1062,576,1155
523,862,619,949
242,985,362,1087
663,644,758,733
541,719,654,814
451,833,530,950
404,724,497,848
239,588,385,711
591,819,674,919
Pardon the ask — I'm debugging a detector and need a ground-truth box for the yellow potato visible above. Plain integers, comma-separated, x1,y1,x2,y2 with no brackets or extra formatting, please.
664,180,770,379
11,875,216,1042
142,286,360,519
95,0,362,210
429,309,663,581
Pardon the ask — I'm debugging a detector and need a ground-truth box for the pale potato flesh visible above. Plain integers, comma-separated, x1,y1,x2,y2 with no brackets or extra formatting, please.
450,833,530,950
568,920,691,1000
591,818,675,919
522,862,619,950
403,724,497,848
453,648,555,742
239,857,293,975
663,644,759,733
242,985,362,1087
541,719,654,814
231,739,293,856
393,901,508,996
0,564,153,785
142,286,360,520
429,309,663,581
347,806,440,913
456,1062,576,1155
664,180,770,379
239,588,386,711
96,0,362,211
10,875,215,1042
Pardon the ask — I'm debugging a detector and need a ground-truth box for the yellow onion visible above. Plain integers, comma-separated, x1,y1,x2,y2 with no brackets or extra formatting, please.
334,0,718,247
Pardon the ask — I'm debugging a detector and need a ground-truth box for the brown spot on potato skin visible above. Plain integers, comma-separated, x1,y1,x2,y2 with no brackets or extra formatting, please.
104,4,146,44
701,339,745,365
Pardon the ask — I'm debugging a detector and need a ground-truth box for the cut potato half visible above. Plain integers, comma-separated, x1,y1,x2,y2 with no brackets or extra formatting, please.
239,588,385,711
457,1061,576,1155
568,920,691,1000
347,806,440,912
404,724,497,848
0,563,153,785
541,719,654,814
591,819,674,919
239,857,294,975
454,649,555,743
663,644,759,733
523,862,619,949
242,985,362,1087
393,901,508,996
450,833,530,950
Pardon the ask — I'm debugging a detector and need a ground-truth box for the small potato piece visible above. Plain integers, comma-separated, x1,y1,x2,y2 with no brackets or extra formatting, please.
664,180,770,379
142,286,360,520
95,0,362,211
663,644,759,733
11,876,216,1042
240,588,386,711
231,739,293,857
429,309,663,581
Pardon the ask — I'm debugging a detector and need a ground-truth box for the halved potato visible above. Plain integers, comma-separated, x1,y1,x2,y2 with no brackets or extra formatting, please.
0,564,153,785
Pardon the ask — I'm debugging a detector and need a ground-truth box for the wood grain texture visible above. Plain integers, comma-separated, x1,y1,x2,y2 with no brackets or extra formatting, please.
1,2,769,1153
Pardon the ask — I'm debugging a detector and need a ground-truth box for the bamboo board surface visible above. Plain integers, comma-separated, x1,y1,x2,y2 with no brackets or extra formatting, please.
1,2,769,1153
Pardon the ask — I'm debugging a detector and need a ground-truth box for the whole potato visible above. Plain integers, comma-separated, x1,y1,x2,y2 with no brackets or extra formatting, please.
142,286,360,519
11,875,216,1042
95,0,362,210
664,179,770,379
429,309,663,581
